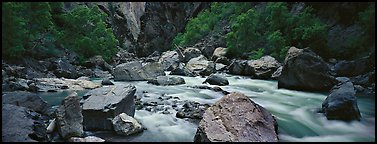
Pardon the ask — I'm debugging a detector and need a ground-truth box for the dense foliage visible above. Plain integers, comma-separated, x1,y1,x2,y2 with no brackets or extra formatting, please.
172,2,328,61
2,2,118,63
173,2,374,61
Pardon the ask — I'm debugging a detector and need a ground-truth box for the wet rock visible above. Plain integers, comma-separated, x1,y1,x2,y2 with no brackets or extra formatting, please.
278,47,337,91
183,47,202,63
101,78,114,85
203,74,229,86
147,76,185,86
68,136,105,142
176,101,210,119
227,59,247,75
82,84,136,130
170,63,197,77
2,104,39,142
55,92,83,139
322,77,361,121
244,56,281,79
189,85,230,95
2,91,50,115
112,113,143,136
194,92,278,142
159,50,182,71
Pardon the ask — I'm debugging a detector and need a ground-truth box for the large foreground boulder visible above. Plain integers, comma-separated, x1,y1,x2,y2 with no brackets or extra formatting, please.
203,74,229,86
278,47,337,91
322,77,361,121
82,84,136,130
113,61,165,81
194,92,278,142
55,92,83,139
2,104,40,142
112,113,143,136
2,91,50,115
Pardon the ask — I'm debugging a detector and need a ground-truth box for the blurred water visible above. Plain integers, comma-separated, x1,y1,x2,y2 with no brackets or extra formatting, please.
39,73,375,142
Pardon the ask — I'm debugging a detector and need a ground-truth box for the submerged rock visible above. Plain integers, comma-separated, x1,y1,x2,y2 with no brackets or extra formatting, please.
147,76,185,86
82,84,136,131
55,92,83,139
68,136,105,142
322,77,361,121
194,92,278,142
112,113,143,136
176,101,210,119
203,74,229,86
278,47,337,91
2,91,50,115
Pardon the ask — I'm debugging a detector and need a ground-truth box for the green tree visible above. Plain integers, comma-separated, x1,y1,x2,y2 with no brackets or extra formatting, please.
58,5,118,62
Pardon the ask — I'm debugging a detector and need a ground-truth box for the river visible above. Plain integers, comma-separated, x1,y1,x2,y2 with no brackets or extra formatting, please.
39,72,375,142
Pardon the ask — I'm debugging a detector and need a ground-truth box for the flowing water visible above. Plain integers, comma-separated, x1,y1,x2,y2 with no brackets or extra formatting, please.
39,72,375,142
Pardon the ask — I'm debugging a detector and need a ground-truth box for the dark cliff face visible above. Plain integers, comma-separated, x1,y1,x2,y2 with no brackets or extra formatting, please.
64,2,210,58
135,2,210,57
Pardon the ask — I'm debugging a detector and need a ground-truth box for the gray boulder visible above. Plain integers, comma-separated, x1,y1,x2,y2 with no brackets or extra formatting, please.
244,56,281,79
170,63,197,77
159,50,182,71
194,92,278,142
112,113,143,136
50,58,79,79
32,78,100,92
211,47,227,61
84,55,112,72
322,77,361,121
203,74,229,86
278,47,337,91
101,78,114,85
82,84,136,130
147,76,185,86
113,61,165,81
333,52,374,77
227,59,247,75
55,92,83,139
186,55,215,76
183,47,202,63
2,91,50,114
2,104,38,142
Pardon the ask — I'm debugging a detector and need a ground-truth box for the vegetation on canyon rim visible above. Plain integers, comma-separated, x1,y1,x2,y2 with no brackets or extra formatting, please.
2,2,118,63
